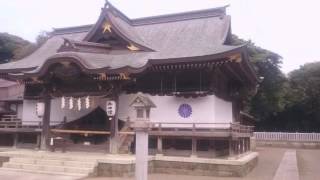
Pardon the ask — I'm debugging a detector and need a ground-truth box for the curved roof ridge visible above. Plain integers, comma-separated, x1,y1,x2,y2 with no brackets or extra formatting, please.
52,4,229,36
83,5,154,51
131,6,228,26
105,1,228,26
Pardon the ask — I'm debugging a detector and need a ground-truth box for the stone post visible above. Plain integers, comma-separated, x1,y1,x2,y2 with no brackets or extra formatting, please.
133,120,150,180
129,94,156,180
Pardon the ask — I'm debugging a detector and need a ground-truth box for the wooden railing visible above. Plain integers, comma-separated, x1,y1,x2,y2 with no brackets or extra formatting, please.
149,122,254,134
0,120,63,129
254,132,320,142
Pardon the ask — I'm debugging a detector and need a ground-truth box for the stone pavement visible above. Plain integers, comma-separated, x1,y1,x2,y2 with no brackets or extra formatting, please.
273,150,299,180
0,169,78,180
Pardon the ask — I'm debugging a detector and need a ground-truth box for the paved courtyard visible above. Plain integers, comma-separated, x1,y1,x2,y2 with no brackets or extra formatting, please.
0,147,319,180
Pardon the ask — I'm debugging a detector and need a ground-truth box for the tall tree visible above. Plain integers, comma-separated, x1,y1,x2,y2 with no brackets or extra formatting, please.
231,35,288,130
280,62,320,132
0,32,50,63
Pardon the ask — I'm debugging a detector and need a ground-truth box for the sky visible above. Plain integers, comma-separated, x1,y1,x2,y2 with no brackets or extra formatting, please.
1,0,320,73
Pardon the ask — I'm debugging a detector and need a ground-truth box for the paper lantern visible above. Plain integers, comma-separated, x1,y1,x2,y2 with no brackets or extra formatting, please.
77,98,82,111
61,97,66,109
36,102,45,117
85,96,90,109
106,100,116,116
69,97,74,110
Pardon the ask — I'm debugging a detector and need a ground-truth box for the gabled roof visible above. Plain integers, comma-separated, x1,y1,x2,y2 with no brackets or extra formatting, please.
0,2,257,83
130,94,156,108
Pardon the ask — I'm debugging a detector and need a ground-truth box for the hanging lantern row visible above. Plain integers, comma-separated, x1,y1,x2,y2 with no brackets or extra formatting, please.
36,102,45,117
61,96,93,111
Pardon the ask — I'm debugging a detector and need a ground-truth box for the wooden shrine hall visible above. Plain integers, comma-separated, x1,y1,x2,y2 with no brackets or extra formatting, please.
0,1,258,158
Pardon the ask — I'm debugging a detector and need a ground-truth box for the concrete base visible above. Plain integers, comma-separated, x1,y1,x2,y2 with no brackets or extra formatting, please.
97,152,258,177
0,149,258,178
250,137,256,151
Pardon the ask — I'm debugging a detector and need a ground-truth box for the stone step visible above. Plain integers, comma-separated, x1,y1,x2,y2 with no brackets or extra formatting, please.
0,152,105,162
0,167,87,178
2,162,94,175
9,157,96,168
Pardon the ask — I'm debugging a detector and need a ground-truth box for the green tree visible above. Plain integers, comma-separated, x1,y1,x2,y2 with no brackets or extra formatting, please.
0,31,50,63
231,35,288,130
280,62,320,132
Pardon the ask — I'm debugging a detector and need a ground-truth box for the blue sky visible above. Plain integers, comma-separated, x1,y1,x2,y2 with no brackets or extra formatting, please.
1,0,319,73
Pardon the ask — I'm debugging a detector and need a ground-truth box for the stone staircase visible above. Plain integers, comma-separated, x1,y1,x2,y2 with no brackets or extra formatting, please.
119,121,135,154
0,152,98,178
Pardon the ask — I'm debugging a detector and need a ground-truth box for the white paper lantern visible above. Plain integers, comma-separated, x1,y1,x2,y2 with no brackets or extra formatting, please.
106,100,116,116
77,98,82,111
36,102,45,117
61,96,66,109
85,96,90,109
69,97,74,110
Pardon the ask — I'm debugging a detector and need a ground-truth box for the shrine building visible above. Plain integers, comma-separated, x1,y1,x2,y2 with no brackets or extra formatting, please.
0,1,258,177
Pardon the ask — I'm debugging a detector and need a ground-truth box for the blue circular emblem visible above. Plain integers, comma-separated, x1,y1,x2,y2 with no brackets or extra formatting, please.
178,104,192,118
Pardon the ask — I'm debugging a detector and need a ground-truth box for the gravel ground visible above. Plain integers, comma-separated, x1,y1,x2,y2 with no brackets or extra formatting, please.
85,147,287,180
297,149,320,180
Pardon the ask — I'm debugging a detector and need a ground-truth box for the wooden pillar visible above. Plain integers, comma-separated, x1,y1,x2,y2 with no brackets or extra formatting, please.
40,95,51,151
191,137,197,157
242,138,246,153
229,138,234,157
240,138,244,154
13,133,18,148
157,136,163,155
109,94,120,154
36,134,41,150
246,138,250,152
235,139,239,155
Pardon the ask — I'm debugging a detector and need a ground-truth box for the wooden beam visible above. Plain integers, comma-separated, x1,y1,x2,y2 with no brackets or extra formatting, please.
239,62,256,85
51,129,111,135
222,63,244,83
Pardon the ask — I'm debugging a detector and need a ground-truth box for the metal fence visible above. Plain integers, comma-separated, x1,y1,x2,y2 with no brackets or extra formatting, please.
254,132,320,142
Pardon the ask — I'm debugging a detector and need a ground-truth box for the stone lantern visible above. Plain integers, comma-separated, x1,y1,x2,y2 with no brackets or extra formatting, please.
130,94,156,180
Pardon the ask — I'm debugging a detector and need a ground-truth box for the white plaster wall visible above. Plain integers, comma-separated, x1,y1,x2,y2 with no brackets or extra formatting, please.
22,100,42,125
17,103,23,120
21,94,233,128
22,97,108,125
118,93,233,128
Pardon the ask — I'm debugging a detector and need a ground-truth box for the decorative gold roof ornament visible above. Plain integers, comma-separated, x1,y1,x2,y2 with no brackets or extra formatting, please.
99,73,107,80
229,53,242,63
119,73,130,80
102,21,112,33
60,61,71,67
31,77,42,83
127,44,140,51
